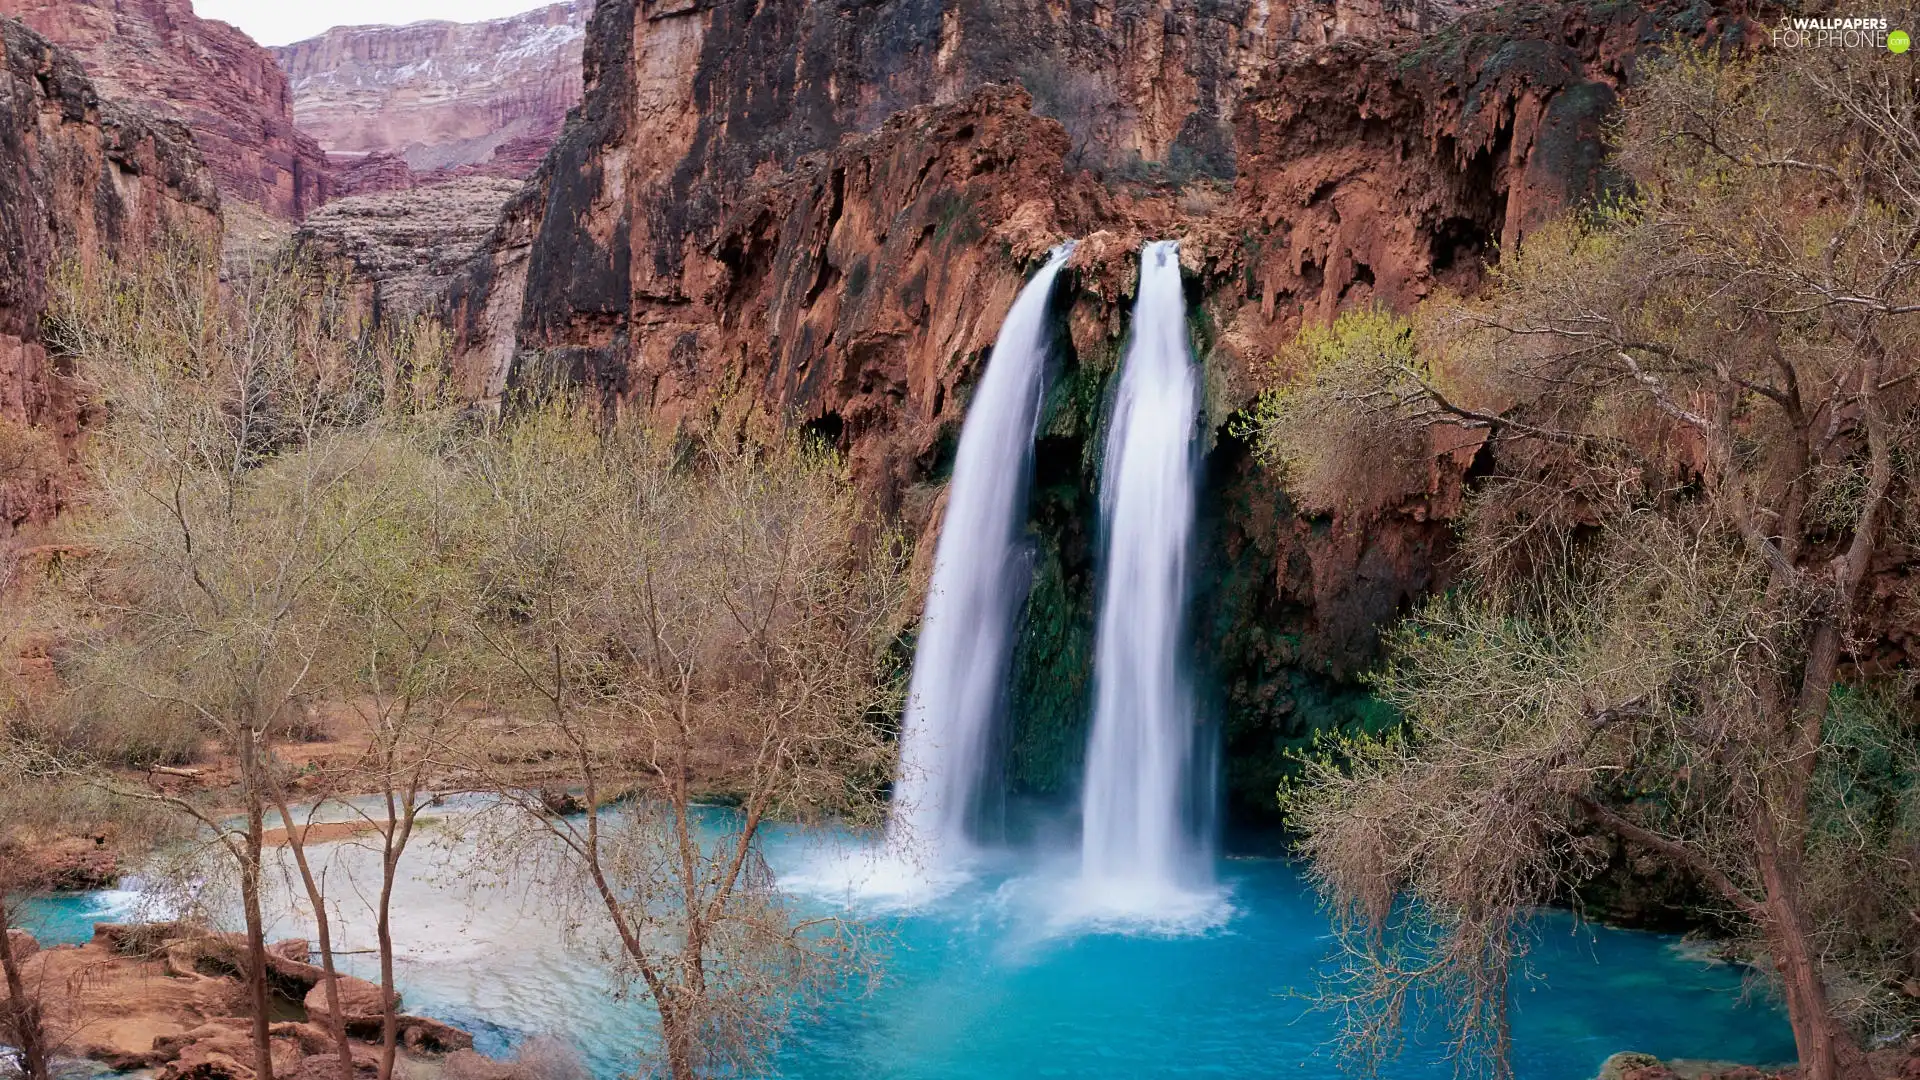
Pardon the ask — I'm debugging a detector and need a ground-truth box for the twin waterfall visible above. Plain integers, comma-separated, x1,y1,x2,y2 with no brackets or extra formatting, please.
888,240,1210,911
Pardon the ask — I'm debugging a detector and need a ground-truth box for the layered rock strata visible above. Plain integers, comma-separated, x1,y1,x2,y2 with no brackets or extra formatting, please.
297,177,523,322
0,0,328,219
275,2,589,187
0,17,219,534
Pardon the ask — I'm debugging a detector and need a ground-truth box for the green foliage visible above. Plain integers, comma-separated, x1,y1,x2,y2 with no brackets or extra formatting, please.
1278,40,1920,1078
931,191,984,248
1234,308,1430,517
1007,535,1093,795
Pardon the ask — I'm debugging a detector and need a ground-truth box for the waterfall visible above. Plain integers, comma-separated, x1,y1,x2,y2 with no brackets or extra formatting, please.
1079,240,1210,897
888,244,1074,866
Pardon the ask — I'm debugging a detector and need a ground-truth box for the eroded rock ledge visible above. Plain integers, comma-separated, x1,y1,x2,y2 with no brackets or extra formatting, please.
2,922,473,1080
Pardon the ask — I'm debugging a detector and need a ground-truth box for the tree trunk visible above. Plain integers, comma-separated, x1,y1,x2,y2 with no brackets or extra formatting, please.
274,801,358,1080
241,732,277,1080
0,896,51,1080
660,1001,697,1080
1755,815,1866,1080
376,845,400,1080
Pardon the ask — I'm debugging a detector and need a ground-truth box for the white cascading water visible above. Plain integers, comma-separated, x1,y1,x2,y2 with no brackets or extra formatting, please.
1078,239,1210,900
887,244,1075,867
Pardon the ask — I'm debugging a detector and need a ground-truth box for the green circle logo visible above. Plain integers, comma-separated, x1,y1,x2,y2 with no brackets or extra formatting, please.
1891,29,1912,52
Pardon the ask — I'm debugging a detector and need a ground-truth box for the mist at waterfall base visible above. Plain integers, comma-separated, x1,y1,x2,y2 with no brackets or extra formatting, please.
20,802,1797,1080
887,244,1073,873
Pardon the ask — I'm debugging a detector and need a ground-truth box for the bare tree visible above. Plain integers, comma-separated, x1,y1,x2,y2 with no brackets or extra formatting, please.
454,401,906,1079
1264,44,1920,1080
38,242,397,1080
294,428,482,1080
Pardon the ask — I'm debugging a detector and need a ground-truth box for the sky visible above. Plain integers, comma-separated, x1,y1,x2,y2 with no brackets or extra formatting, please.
193,0,559,47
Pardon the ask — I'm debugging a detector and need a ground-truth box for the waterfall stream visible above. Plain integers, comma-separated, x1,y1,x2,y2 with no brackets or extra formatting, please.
1078,240,1210,901
887,244,1074,866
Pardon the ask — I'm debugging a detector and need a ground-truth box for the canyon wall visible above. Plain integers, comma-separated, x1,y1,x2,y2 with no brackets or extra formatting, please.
0,0,328,219
448,0,1745,821
0,17,220,533
275,2,589,193
296,178,524,322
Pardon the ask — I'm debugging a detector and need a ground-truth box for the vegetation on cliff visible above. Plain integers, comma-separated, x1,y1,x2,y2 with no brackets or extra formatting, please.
1261,42,1920,1080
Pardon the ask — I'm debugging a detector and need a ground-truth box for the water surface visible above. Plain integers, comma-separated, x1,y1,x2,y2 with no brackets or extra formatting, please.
18,809,1795,1080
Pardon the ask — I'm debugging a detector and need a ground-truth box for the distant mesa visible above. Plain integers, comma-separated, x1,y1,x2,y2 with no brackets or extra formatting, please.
273,1,590,196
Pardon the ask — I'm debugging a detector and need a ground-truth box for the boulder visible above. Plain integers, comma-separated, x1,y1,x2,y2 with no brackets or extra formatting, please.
397,1015,475,1053
4,928,38,960
303,974,399,1026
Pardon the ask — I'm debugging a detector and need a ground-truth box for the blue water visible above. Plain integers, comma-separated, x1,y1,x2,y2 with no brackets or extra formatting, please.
14,819,1796,1080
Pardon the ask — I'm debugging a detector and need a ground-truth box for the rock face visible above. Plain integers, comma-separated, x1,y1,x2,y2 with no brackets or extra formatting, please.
274,2,589,190
297,177,523,322
0,16,220,534
446,0,1745,821
0,0,328,220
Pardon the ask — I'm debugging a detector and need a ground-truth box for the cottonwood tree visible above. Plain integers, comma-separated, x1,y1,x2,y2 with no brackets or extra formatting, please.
292,428,483,1080
454,402,906,1080
1264,45,1920,1080
39,244,398,1080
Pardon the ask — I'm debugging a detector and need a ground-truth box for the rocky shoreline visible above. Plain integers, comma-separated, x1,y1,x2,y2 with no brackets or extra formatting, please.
1,922,478,1080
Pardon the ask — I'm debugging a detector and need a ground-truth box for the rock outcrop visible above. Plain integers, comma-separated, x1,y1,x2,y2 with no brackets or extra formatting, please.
0,0,329,220
0,16,220,534
444,0,1747,821
274,2,589,189
297,177,523,322
0,922,475,1078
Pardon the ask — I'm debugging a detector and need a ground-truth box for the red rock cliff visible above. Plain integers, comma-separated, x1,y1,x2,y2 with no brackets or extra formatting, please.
443,0,1747,819
451,0,1736,493
0,17,220,533
0,0,329,219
